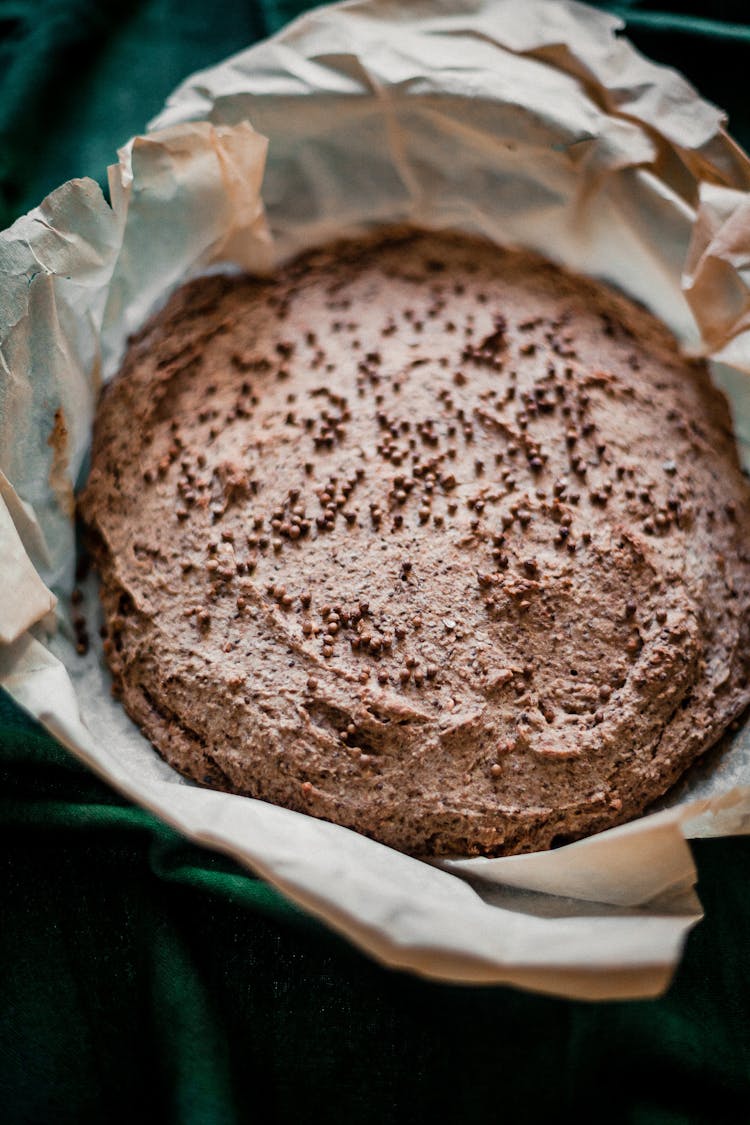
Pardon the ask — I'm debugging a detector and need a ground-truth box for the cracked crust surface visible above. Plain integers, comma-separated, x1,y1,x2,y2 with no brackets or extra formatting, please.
79,228,750,856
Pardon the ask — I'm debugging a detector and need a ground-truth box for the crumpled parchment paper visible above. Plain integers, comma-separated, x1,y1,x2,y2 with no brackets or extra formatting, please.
2,0,750,1000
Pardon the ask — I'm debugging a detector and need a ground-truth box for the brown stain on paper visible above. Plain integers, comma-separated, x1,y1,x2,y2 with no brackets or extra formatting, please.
47,406,75,518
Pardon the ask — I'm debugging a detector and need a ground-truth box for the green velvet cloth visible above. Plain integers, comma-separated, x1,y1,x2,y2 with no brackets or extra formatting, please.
2,3,750,1121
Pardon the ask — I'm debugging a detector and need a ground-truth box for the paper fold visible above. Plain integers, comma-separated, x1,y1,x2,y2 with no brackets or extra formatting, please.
0,490,56,644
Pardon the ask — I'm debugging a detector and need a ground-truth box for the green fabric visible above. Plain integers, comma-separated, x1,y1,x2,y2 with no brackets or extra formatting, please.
2,3,750,1121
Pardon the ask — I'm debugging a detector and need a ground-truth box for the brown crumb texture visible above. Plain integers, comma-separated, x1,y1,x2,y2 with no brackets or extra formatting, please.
79,228,750,856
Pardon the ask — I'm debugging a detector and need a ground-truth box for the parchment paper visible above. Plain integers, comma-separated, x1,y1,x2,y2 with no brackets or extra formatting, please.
2,0,750,1000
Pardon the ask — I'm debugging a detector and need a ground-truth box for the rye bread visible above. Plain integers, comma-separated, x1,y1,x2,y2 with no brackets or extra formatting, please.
79,228,750,856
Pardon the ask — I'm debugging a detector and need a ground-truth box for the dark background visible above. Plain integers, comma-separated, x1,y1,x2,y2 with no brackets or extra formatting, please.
2,2,750,1122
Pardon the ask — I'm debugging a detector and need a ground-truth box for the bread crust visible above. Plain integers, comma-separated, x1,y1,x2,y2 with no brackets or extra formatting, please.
79,228,750,856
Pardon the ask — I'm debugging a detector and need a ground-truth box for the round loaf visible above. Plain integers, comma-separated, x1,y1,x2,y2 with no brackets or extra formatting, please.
80,228,750,856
